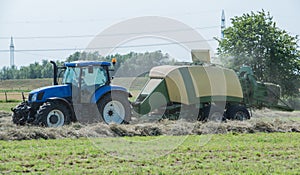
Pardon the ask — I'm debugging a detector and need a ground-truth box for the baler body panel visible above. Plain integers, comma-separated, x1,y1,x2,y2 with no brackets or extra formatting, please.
134,65,244,114
149,65,243,105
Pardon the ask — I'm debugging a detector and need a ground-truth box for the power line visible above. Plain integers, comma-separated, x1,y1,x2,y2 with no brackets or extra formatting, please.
15,50,55,58
0,39,216,53
0,26,219,40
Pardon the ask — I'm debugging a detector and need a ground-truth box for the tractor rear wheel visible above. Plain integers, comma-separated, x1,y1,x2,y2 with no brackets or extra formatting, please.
226,105,250,121
97,93,131,124
36,101,71,127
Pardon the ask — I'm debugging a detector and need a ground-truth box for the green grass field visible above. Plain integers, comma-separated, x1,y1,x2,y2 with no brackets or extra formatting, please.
0,101,20,112
1,133,299,174
0,78,52,91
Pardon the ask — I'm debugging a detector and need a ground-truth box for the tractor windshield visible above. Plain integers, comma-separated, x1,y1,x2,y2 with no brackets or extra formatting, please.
63,67,80,85
62,66,108,87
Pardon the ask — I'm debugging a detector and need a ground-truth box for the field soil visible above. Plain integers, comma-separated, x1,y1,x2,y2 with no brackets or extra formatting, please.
1,109,299,141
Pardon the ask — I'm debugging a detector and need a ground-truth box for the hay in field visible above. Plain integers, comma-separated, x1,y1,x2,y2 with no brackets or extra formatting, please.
0,110,299,141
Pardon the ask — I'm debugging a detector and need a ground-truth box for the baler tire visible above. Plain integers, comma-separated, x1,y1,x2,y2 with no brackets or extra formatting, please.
226,105,250,121
200,105,224,122
36,101,71,127
97,93,131,124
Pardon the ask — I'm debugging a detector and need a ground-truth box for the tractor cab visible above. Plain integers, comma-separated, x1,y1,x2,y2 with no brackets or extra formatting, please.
63,61,111,86
62,61,112,103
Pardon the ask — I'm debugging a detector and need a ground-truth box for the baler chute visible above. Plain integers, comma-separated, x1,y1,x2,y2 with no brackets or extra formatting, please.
238,66,293,112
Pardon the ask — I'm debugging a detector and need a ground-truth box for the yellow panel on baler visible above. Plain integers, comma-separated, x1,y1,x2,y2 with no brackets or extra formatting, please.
188,66,243,98
149,65,179,78
149,65,243,105
150,65,190,104
164,68,190,104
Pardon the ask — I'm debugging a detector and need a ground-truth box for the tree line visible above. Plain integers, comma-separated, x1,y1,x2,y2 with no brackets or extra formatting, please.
0,60,54,80
0,50,172,79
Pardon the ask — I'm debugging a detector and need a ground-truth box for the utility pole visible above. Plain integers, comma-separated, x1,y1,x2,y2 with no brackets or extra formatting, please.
221,10,225,39
10,36,15,67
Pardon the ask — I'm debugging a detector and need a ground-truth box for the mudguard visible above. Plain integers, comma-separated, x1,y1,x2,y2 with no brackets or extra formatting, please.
91,85,129,103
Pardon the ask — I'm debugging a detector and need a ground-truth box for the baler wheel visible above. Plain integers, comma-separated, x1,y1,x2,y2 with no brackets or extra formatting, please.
200,105,224,122
226,105,250,120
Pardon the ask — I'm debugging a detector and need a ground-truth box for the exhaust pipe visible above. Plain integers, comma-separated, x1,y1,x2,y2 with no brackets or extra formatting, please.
50,61,58,85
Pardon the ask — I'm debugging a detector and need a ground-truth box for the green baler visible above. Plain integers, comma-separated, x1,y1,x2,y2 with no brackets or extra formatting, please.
132,64,293,121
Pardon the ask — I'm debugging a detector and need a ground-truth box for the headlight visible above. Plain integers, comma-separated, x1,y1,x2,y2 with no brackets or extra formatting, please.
31,93,37,102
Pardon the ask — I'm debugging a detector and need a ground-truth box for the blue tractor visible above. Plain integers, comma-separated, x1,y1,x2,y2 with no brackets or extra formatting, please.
12,60,132,127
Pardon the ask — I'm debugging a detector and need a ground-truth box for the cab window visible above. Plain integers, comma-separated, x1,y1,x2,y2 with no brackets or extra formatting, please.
81,67,108,87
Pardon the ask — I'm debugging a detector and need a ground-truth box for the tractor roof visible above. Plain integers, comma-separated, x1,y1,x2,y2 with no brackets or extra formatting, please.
65,61,111,67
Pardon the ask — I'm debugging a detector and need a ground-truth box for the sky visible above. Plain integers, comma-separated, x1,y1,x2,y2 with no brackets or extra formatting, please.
0,0,299,68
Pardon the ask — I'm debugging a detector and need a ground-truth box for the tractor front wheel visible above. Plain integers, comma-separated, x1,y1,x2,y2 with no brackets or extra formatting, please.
97,94,131,124
36,101,71,127
11,102,30,125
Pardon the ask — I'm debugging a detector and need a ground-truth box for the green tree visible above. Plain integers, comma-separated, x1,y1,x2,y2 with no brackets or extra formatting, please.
19,66,30,79
115,50,171,77
65,51,103,62
217,10,300,96
41,60,54,78
65,51,81,62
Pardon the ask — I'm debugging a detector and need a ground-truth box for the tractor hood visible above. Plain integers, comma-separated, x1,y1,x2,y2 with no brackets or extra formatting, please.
28,84,71,103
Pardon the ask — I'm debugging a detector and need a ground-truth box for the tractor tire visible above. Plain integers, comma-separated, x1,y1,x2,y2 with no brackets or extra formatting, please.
199,105,224,122
36,101,71,127
11,102,29,125
97,93,131,124
226,105,250,121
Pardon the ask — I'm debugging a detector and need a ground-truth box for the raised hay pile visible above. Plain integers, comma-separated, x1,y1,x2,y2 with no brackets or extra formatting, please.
0,109,299,141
